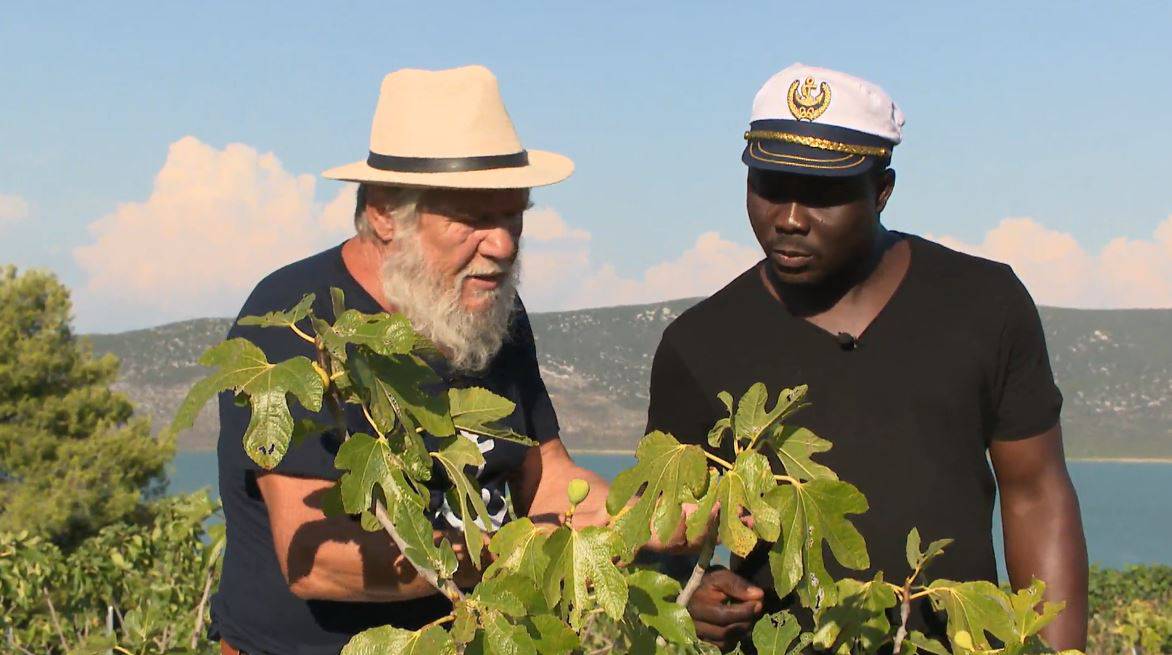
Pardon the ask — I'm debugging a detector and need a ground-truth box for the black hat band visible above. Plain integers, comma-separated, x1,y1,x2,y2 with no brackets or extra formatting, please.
367,150,530,173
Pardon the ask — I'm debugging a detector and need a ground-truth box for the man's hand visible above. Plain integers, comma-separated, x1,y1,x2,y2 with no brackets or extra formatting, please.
687,567,765,651
639,501,721,554
516,437,612,528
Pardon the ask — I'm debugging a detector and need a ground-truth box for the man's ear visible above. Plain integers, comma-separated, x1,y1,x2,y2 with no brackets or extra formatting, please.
875,168,896,215
363,200,397,243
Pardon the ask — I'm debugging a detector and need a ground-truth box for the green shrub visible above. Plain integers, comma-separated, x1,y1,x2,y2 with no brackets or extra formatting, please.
1087,565,1172,655
0,491,223,655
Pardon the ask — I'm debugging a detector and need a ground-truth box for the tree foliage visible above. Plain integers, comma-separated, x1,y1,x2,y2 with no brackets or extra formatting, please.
0,491,223,654
0,266,172,548
165,290,1090,655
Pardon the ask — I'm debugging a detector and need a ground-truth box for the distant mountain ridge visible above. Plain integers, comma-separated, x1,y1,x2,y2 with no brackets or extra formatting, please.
85,300,1172,459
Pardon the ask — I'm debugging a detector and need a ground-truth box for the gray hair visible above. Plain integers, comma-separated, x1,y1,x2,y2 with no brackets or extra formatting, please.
353,183,428,237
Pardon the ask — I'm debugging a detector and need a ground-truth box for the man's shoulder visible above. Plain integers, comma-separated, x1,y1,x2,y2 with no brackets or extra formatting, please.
909,234,1022,299
235,245,345,322
661,262,762,348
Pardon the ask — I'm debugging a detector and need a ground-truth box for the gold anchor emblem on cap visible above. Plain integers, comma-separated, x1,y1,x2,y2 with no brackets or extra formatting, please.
787,76,832,121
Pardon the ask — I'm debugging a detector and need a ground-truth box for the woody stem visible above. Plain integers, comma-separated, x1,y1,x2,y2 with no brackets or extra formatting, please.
373,503,465,604
676,525,718,607
703,451,735,471
893,574,921,654
313,338,465,605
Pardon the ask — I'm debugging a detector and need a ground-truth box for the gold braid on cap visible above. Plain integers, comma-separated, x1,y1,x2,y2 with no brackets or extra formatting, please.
743,130,890,157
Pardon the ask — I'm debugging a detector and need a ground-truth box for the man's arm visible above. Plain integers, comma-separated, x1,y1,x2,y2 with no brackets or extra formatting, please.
256,473,481,602
989,424,1088,651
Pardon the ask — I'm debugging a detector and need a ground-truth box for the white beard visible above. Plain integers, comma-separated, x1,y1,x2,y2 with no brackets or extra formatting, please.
380,224,518,374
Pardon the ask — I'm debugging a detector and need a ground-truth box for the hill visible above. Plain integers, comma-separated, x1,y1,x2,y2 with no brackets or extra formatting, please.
85,301,1172,459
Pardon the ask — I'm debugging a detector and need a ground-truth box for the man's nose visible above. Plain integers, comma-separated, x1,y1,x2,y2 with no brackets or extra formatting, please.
776,202,811,234
477,224,518,262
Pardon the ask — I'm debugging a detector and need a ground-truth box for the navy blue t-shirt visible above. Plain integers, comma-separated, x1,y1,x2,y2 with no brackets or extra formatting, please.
209,244,559,655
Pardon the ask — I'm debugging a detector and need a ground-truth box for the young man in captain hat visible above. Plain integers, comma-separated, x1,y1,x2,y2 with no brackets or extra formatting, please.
647,64,1089,652
209,65,616,655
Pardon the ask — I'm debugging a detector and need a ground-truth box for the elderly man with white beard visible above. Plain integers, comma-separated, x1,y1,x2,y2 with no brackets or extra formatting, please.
209,67,618,655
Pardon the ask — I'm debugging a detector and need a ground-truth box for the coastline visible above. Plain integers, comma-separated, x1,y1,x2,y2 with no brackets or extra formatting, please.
1067,457,1172,464
173,447,1172,464
566,450,1172,464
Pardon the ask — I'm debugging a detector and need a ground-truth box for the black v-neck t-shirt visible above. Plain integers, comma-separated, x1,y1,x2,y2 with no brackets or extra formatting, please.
210,244,559,655
646,235,1062,635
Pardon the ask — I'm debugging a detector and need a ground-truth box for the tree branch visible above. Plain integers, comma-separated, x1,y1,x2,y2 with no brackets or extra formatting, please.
676,527,718,607
190,567,216,649
42,591,69,653
703,450,735,471
289,323,315,344
313,337,465,605
373,502,465,604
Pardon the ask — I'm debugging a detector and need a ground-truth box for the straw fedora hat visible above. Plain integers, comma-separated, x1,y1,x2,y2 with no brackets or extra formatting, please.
323,65,573,189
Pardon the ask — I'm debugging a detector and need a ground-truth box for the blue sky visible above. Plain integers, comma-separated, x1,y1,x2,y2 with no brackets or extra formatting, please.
2,1,1171,332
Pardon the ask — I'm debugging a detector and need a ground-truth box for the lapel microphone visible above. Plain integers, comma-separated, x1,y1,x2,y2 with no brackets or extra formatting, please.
836,332,858,351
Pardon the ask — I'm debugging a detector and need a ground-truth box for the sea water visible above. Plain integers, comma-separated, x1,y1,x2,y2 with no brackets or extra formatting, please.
169,452,1171,570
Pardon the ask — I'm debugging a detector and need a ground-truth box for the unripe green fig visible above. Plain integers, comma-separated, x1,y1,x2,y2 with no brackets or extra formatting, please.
567,478,591,507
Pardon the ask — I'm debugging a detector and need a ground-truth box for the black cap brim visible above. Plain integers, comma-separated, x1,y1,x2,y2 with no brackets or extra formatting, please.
741,119,892,177
742,140,879,177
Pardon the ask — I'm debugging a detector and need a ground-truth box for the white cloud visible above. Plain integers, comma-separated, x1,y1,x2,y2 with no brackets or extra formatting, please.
524,207,591,243
68,138,751,331
73,136,355,327
0,193,30,226
520,208,759,310
933,216,1172,308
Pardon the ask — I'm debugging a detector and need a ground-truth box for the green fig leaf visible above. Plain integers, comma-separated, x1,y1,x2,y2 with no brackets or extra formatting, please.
329,287,347,321
905,528,921,572
905,528,953,578
290,417,331,451
484,518,550,582
734,383,810,448
449,386,536,446
333,432,422,516
606,431,709,558
924,579,1015,651
349,349,453,437
392,496,450,579
527,614,578,655
769,478,869,609
320,308,419,362
685,468,720,543
237,293,316,329
717,451,781,557
542,526,627,630
478,610,536,655
626,569,697,645
432,435,492,569
813,573,898,654
168,338,324,469
341,624,454,655
452,601,478,644
752,611,810,655
766,425,837,482
1005,579,1065,651
903,631,951,655
461,577,574,655
707,391,735,448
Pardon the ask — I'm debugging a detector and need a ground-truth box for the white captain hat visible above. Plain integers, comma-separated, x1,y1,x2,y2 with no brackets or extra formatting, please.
742,63,905,177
